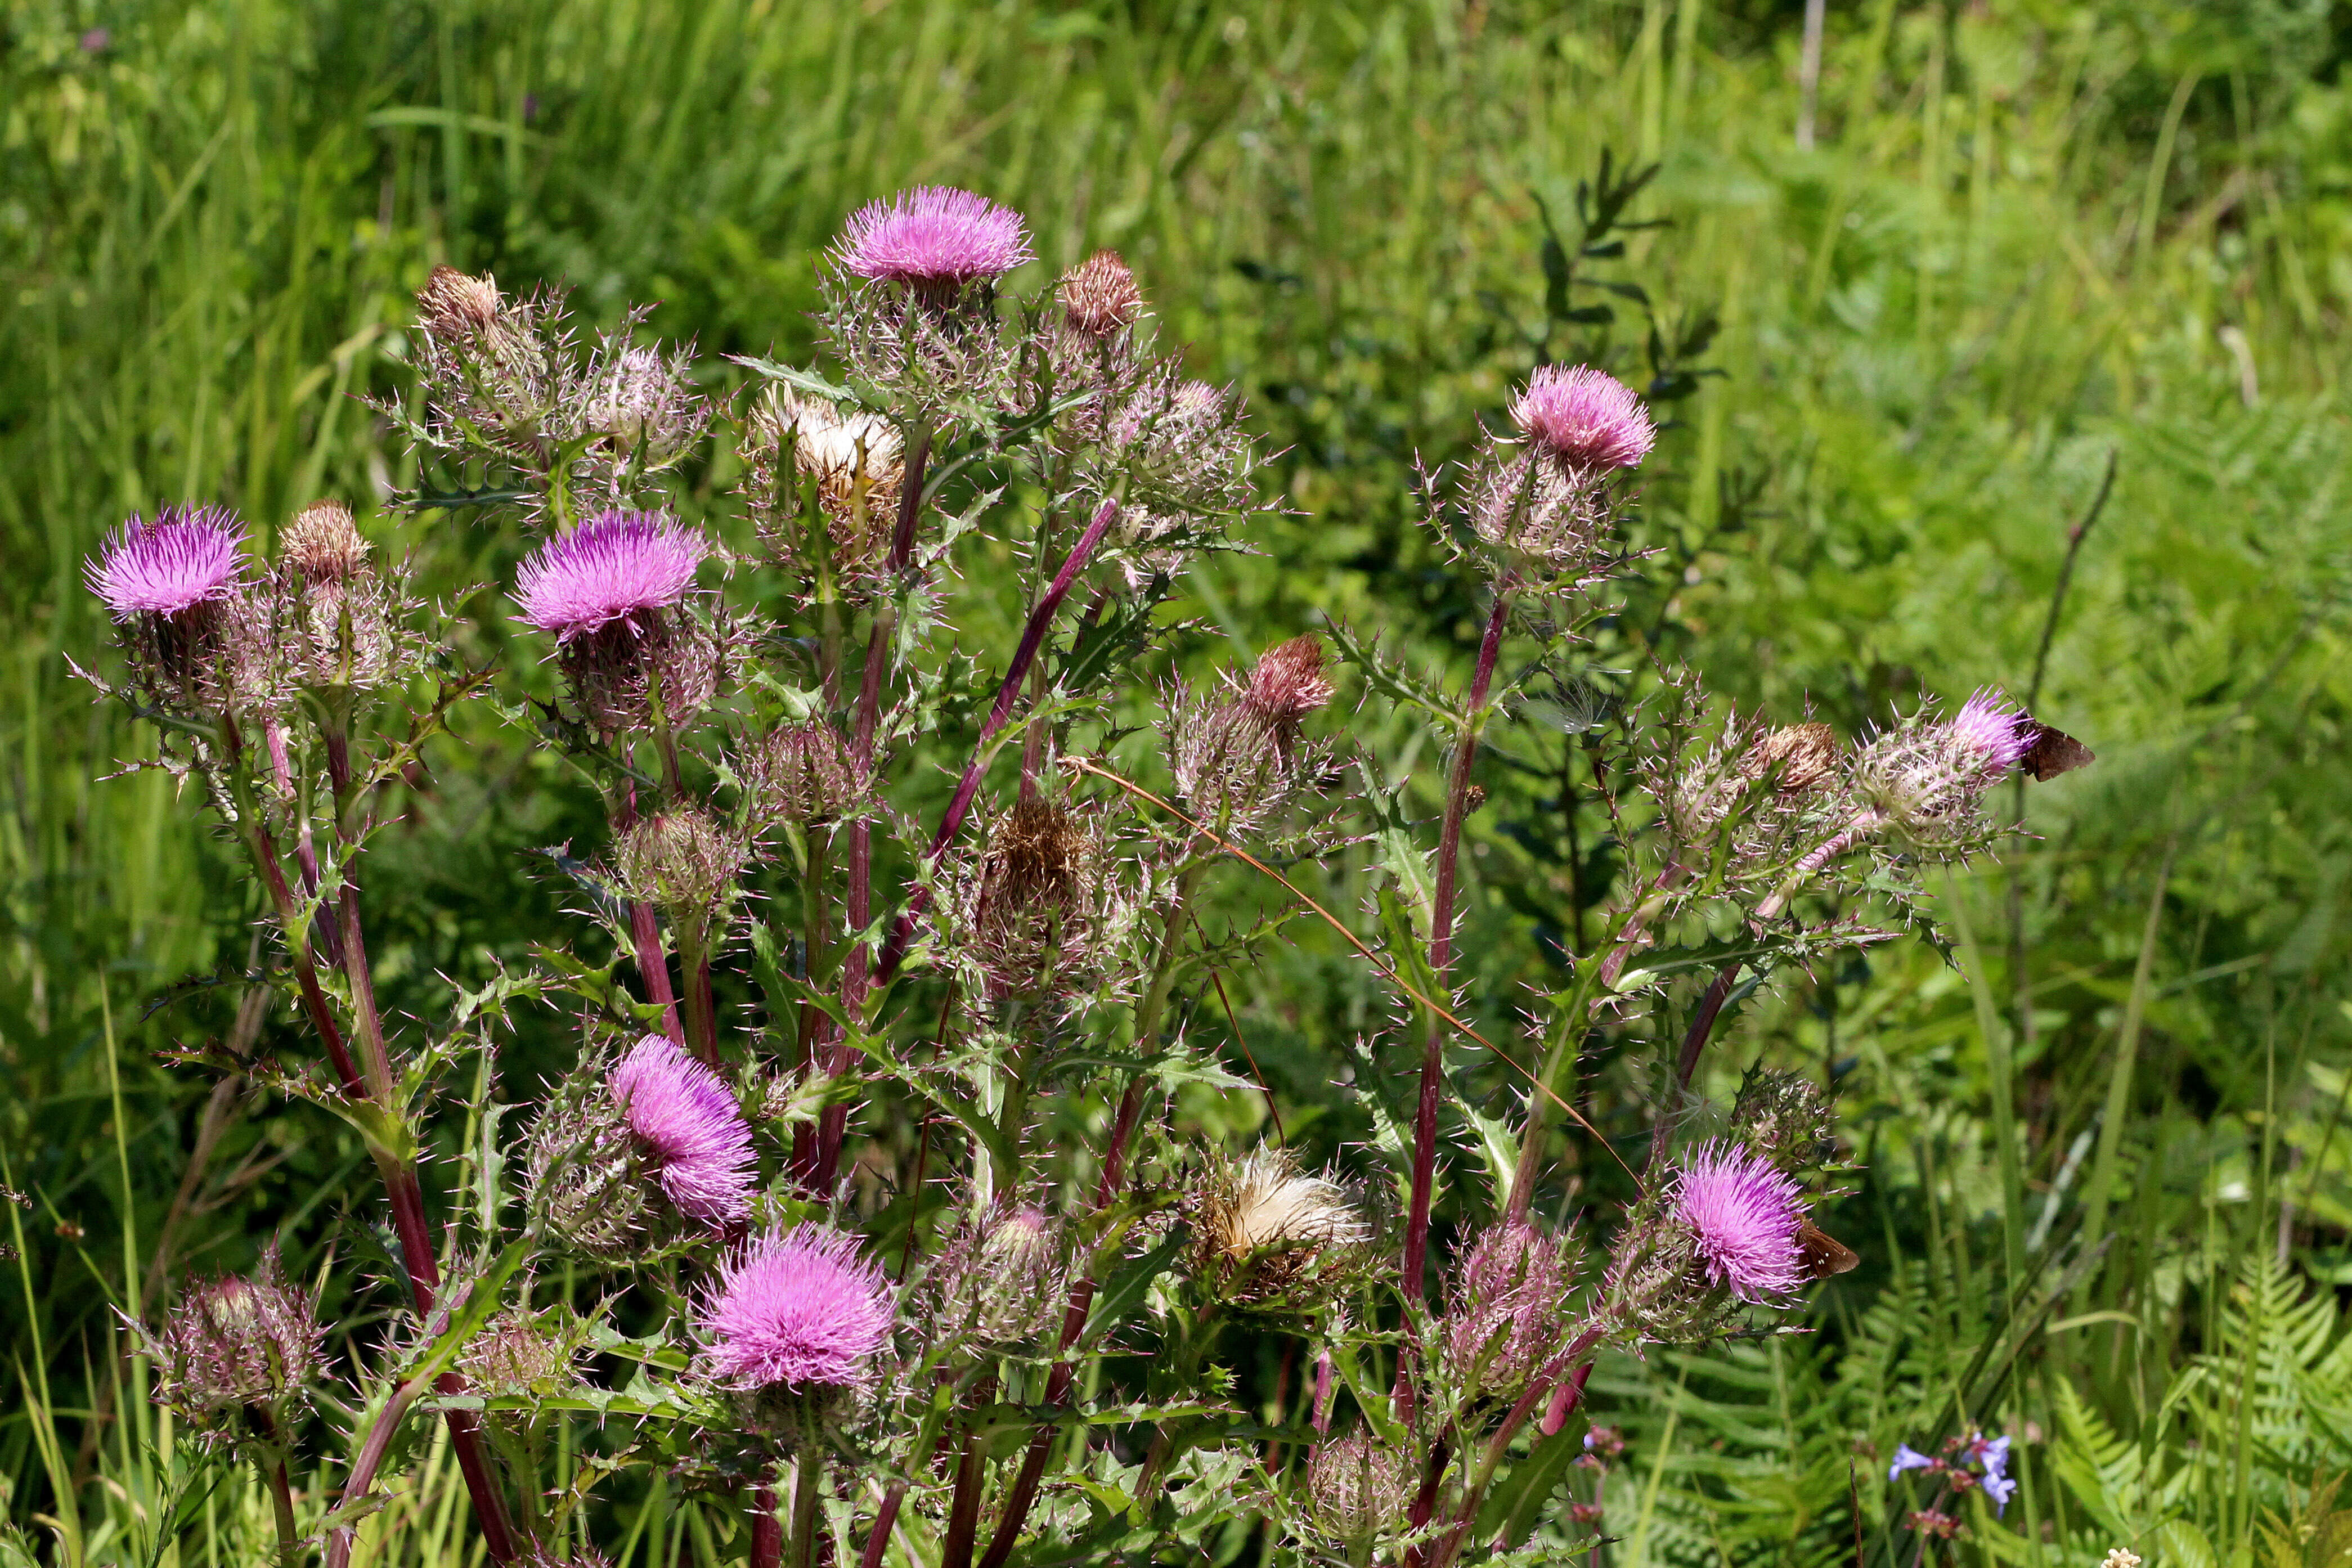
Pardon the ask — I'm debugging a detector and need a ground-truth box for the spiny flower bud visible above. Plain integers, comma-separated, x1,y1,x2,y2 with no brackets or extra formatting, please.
1059,250,1144,338
463,1304,587,1398
144,1249,325,1448
1191,1145,1374,1308
280,500,369,584
1244,634,1337,727
1443,1220,1576,1401
1738,722,1839,795
614,807,747,930
1303,1428,1409,1549
571,342,703,467
744,720,867,826
919,1206,1066,1351
1169,636,1337,839
951,798,1111,1000
1729,1068,1837,1174
274,501,396,691
418,264,504,340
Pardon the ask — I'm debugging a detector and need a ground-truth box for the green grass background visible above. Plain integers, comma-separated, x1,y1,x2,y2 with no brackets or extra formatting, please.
6,0,2352,1561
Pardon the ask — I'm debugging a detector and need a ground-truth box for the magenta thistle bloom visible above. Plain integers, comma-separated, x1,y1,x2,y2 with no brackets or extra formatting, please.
1946,689,2032,777
697,1224,895,1390
1671,1140,1805,1302
1509,364,1656,473
513,509,705,641
608,1036,755,1223
85,506,250,622
836,186,1034,285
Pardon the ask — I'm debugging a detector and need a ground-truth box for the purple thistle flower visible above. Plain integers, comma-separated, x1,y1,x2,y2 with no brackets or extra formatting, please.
1946,689,2032,777
1509,364,1656,474
836,186,1034,285
607,1036,755,1223
697,1224,895,1391
85,506,250,622
513,509,705,641
1671,1140,1806,1302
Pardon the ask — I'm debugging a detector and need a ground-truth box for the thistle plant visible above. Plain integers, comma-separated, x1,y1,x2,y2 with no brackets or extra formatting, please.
80,181,2082,1567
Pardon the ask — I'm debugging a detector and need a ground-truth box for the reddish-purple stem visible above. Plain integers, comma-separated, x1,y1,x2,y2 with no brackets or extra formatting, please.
874,497,1121,990
751,1485,782,1568
1403,588,1511,1300
969,1062,1149,1568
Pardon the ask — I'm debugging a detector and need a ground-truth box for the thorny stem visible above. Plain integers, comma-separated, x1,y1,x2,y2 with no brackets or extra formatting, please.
789,1458,825,1568
1641,811,1881,1186
263,1455,300,1568
318,722,522,1565
612,784,685,1046
325,1377,422,1568
1404,587,1512,1300
750,1481,783,1568
974,862,1201,1568
858,1480,908,1568
874,497,1124,990
1427,1332,1606,1568
225,790,365,1098
939,1375,997,1568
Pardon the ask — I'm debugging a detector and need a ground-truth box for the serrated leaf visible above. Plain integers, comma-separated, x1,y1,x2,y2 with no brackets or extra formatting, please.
1081,1233,1187,1344
1325,619,1467,730
728,354,855,403
1474,1424,1586,1542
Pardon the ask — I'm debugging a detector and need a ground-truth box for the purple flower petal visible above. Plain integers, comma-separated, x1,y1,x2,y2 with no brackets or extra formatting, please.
1887,1443,1937,1482
513,509,705,641
1509,365,1656,473
835,186,1033,285
85,506,250,621
1672,1140,1806,1303
696,1224,895,1391
608,1036,755,1223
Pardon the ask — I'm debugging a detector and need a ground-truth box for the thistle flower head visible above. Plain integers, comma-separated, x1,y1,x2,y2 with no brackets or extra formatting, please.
836,186,1033,286
145,1248,325,1441
1855,689,2032,851
86,506,251,622
1946,690,2032,776
1509,364,1655,475
1671,1140,1806,1303
744,720,867,826
418,264,505,340
1059,249,1144,337
514,509,706,641
1244,635,1337,727
1738,722,1840,795
279,500,370,585
1444,1220,1576,1400
572,343,703,464
948,798,1119,1000
697,1224,896,1391
1192,1145,1373,1306
614,808,747,931
1303,1428,1409,1548
608,1036,756,1223
755,392,904,569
